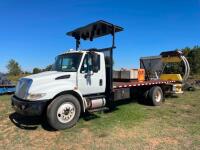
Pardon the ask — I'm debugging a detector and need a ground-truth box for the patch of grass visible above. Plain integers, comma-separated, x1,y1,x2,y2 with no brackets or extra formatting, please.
88,102,148,132
0,95,13,118
0,90,200,149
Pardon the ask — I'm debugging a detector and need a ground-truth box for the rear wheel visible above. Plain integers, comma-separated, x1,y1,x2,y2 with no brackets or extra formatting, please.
47,94,81,130
148,86,163,106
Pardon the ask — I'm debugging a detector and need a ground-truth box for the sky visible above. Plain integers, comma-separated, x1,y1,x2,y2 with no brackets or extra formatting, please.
0,0,200,73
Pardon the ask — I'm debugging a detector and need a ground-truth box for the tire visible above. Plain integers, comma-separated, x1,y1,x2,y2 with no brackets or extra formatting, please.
47,94,81,130
148,86,163,106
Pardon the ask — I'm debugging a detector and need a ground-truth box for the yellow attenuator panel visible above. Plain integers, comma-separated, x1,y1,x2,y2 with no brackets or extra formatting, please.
160,74,183,82
161,56,182,63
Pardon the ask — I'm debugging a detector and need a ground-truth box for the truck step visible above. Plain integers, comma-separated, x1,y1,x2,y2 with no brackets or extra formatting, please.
88,107,109,113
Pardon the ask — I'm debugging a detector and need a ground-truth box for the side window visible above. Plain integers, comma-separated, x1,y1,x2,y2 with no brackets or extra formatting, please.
88,54,93,72
80,55,88,73
80,53,100,73
93,54,100,73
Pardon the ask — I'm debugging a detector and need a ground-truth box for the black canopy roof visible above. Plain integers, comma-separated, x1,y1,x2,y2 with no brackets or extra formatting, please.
67,20,123,41
160,50,183,57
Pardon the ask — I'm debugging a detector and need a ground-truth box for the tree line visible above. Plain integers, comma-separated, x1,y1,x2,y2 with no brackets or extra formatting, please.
6,59,52,76
182,46,200,74
5,45,200,76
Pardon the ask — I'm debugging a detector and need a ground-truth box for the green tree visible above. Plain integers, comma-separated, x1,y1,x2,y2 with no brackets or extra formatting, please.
32,68,41,74
24,71,31,74
44,64,52,71
182,47,191,56
6,59,22,76
32,64,52,74
187,46,200,74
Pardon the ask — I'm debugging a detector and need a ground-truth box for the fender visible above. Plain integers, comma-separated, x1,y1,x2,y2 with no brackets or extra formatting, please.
52,89,87,112
29,81,87,112
74,89,87,112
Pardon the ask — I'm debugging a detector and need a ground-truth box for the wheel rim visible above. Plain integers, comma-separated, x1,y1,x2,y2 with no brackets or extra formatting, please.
57,102,76,123
154,91,161,102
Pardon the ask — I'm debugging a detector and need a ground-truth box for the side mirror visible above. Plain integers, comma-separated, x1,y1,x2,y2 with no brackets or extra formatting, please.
81,70,85,74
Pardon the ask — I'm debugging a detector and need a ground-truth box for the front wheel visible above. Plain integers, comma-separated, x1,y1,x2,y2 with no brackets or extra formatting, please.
47,94,81,130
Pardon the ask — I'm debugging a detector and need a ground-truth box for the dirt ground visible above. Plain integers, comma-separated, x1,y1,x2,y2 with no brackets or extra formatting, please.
0,90,200,150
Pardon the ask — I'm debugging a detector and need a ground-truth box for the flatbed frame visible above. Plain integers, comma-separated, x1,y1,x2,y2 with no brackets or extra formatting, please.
113,80,175,89
67,20,181,106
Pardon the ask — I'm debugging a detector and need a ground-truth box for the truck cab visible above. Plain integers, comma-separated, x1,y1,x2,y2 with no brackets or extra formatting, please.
15,50,106,99
12,50,108,129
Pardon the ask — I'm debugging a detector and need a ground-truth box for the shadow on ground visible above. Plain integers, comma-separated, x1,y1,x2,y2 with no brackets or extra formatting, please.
9,112,55,131
9,112,105,131
9,98,145,131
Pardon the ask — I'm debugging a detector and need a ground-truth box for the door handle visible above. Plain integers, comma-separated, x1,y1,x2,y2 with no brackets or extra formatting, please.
99,79,103,86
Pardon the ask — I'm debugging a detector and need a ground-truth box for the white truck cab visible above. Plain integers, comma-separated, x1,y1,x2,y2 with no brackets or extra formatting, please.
12,50,107,129
15,51,106,100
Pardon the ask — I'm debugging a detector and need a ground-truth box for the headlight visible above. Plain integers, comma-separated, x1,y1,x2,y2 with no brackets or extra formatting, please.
26,93,46,100
15,78,33,99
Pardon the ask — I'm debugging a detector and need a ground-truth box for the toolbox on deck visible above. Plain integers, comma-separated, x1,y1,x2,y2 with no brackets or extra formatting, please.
113,69,145,81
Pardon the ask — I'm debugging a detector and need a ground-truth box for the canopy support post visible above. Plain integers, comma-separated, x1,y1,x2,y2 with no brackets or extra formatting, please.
76,39,80,50
112,26,115,48
107,25,116,108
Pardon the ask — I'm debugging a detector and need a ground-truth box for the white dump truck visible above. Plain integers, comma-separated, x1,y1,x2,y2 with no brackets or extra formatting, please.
11,21,185,130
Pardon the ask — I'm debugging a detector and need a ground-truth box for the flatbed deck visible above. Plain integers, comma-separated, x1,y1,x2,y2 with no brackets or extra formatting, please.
113,80,176,89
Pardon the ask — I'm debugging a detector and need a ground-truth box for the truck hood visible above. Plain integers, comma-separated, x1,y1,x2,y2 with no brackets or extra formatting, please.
26,71,73,81
16,71,77,100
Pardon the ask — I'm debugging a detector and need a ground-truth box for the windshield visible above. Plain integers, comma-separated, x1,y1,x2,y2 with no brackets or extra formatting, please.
53,53,82,72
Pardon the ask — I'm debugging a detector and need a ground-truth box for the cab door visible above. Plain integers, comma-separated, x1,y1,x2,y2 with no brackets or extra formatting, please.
78,52,105,95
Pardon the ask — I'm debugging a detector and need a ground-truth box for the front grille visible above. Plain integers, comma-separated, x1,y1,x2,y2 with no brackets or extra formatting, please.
15,78,32,99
